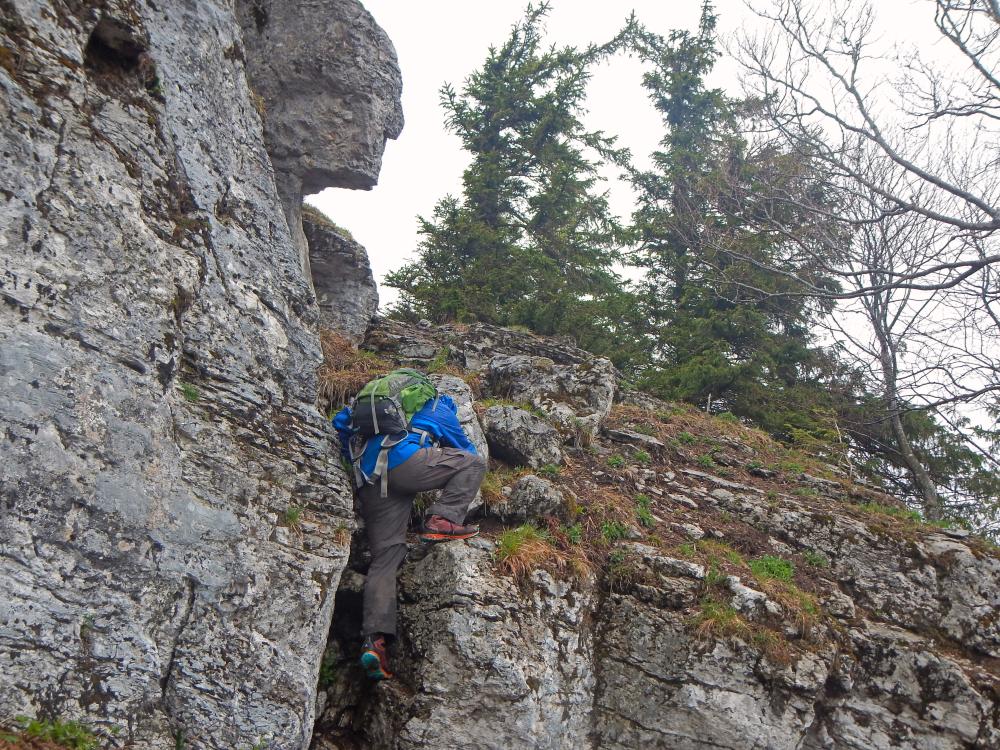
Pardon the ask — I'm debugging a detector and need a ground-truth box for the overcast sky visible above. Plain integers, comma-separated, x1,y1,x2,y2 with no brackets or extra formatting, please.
308,0,935,308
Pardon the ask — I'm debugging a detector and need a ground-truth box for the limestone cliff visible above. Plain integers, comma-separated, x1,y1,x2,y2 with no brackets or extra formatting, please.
0,1,398,748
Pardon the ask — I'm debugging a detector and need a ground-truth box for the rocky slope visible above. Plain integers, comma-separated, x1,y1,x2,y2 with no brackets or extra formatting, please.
0,1,398,748
313,320,1000,750
3,2,998,749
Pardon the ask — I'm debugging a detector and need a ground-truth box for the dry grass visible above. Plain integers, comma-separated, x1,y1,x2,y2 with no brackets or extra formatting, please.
316,330,390,412
495,524,591,581
758,580,822,637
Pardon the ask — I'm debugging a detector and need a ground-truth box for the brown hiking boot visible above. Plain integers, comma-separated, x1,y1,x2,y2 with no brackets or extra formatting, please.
420,514,479,542
360,634,393,681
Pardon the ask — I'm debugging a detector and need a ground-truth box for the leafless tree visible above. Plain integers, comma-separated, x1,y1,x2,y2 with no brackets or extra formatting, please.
725,0,1000,519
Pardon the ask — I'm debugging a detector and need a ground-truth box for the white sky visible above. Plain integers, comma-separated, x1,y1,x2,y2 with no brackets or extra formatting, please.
308,0,936,309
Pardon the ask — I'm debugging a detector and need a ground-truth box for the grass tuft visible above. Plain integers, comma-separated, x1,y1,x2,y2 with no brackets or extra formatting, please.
8,716,99,750
749,555,794,582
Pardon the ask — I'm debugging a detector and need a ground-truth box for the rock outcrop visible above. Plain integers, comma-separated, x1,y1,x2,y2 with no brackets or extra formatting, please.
0,1,399,748
304,209,378,344
313,322,1000,750
482,405,564,469
236,0,403,280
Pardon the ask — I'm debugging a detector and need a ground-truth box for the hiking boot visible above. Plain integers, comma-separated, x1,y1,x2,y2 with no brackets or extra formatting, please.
360,634,393,681
419,514,479,542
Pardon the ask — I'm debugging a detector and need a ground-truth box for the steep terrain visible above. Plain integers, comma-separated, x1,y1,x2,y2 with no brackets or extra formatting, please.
0,1,398,748
312,320,1000,750
2,2,998,749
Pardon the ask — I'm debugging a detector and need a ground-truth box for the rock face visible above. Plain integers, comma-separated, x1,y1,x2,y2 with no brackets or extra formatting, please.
304,211,378,344
487,353,617,443
0,1,399,748
236,0,403,279
481,405,564,469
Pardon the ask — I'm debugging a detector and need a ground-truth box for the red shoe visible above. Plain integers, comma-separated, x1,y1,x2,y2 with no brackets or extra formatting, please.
360,634,393,681
420,514,479,542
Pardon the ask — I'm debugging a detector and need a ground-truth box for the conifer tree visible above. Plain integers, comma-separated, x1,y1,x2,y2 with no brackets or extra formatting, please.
386,4,643,367
628,2,837,433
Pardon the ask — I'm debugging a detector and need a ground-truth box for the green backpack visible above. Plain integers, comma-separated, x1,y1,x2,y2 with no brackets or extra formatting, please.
349,369,438,495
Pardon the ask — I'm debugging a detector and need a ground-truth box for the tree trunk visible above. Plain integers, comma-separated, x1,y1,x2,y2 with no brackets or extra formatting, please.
877,335,943,519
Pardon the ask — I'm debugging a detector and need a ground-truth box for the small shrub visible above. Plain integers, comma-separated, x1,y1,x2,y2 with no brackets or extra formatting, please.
635,494,655,528
696,453,716,470
677,431,696,445
750,555,794,582
178,381,200,403
716,411,739,424
563,523,583,544
284,505,303,530
12,716,99,750
601,520,630,543
607,454,625,469
633,449,651,464
802,550,829,568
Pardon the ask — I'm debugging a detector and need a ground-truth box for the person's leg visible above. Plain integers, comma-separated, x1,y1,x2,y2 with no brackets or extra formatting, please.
359,483,413,639
390,447,487,524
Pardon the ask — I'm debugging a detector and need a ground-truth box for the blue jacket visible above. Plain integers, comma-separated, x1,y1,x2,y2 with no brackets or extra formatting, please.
332,393,478,480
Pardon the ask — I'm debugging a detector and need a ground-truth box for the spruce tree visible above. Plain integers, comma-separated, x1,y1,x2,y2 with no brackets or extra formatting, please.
386,4,642,367
628,3,837,433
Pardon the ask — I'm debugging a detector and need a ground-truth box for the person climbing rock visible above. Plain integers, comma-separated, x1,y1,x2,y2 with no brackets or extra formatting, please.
332,369,487,681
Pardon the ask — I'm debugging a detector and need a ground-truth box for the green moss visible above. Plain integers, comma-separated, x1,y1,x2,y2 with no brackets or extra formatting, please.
178,381,200,403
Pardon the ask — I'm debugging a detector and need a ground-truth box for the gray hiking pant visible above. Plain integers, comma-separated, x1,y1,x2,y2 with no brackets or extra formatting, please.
359,447,487,637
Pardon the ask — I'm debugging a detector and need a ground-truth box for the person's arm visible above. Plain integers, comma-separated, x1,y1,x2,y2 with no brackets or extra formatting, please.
331,407,355,461
414,395,478,455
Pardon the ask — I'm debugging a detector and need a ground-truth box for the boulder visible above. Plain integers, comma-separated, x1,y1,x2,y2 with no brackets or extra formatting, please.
486,353,617,443
481,406,563,469
489,475,566,523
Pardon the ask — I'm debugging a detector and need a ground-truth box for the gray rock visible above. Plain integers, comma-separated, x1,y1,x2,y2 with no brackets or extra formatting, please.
304,211,378,343
236,0,403,279
486,353,617,443
603,427,665,450
489,475,566,523
0,2,399,748
481,406,563,469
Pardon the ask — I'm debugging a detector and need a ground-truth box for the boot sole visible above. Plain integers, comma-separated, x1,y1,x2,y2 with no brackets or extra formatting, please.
419,530,479,543
360,650,392,681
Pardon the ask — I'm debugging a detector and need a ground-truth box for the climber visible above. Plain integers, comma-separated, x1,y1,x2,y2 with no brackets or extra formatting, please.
332,370,486,681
